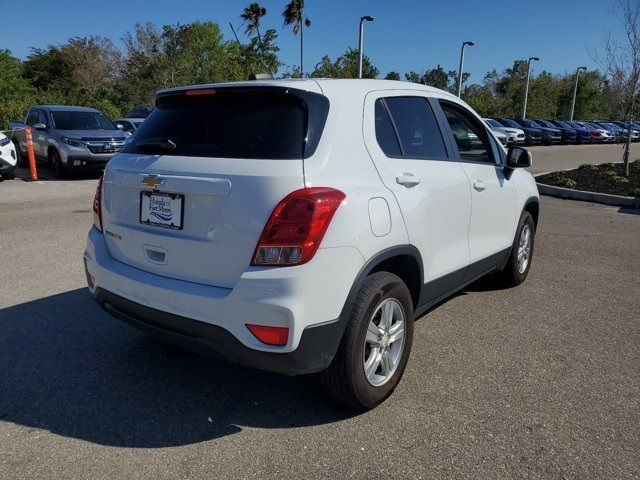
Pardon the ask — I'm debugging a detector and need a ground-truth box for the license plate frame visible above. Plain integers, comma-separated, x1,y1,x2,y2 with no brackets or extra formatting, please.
139,191,184,230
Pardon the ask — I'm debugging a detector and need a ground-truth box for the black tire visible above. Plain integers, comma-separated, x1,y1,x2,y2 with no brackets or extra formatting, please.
49,149,66,179
499,211,535,287
321,272,414,410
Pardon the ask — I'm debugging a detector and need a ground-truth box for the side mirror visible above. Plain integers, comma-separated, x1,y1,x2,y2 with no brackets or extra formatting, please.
506,146,532,169
32,123,47,131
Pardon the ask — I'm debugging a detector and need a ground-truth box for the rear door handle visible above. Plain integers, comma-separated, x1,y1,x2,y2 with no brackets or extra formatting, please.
473,180,486,192
396,173,421,188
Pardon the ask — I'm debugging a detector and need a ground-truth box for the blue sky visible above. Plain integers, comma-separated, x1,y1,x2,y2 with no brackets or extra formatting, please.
0,0,626,81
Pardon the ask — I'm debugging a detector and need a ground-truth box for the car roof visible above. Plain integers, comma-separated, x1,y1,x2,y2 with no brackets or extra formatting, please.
34,105,102,113
156,78,459,100
114,118,145,122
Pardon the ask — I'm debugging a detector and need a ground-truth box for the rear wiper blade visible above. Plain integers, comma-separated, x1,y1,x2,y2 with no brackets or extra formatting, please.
135,138,176,152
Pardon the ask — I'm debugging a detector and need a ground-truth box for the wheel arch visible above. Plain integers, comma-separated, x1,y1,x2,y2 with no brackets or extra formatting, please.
344,246,424,313
523,196,540,228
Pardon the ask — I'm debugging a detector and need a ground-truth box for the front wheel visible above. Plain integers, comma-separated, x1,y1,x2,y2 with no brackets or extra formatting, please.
49,149,66,179
321,272,414,410
499,211,535,287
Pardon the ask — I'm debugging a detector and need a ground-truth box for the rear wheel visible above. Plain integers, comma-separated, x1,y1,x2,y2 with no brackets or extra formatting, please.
321,272,414,410
499,211,535,287
49,149,66,179
14,142,28,168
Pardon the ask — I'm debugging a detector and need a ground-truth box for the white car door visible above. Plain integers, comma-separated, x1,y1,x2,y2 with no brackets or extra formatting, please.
363,92,472,304
437,101,518,274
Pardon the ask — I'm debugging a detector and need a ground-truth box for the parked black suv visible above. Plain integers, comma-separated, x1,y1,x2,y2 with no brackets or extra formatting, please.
494,118,542,145
537,119,577,144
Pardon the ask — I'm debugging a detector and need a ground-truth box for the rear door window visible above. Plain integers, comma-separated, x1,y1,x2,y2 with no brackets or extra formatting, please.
374,100,402,156
123,89,329,159
378,97,448,159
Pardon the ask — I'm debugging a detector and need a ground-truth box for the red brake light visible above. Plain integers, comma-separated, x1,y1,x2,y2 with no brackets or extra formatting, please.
93,176,103,232
251,187,346,266
186,88,216,96
246,324,289,346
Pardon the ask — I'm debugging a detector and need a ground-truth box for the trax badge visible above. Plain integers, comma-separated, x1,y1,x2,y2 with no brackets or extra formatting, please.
140,174,165,189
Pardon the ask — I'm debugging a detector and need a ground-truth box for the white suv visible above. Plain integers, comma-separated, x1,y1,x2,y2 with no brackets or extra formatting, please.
84,79,539,409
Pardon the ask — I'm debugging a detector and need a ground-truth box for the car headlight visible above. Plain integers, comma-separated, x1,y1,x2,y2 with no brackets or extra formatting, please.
61,136,87,148
0,136,10,147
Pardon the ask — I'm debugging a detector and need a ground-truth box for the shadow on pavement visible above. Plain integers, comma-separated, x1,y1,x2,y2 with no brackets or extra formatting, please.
618,206,640,216
14,166,102,182
0,289,355,448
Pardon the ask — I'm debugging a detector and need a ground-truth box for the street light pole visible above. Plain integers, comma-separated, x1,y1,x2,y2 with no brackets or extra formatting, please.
358,16,374,78
521,56,539,119
456,41,474,97
569,66,587,121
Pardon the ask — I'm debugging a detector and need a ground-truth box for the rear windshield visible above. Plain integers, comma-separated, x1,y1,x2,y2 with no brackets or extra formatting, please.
122,88,329,159
52,111,118,131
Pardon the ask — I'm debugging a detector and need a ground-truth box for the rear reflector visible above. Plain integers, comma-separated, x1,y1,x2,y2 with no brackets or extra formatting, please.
246,324,289,346
251,187,345,266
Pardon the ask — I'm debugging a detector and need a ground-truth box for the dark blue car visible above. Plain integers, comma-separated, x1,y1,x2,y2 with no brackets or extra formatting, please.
514,119,562,145
550,120,591,144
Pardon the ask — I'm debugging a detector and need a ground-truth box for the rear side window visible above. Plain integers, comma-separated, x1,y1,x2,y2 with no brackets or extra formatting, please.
375,97,448,159
123,89,329,159
374,100,401,156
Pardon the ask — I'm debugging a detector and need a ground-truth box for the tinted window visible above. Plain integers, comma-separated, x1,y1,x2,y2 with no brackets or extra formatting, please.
485,119,502,128
374,99,401,156
51,111,118,130
383,97,447,158
26,110,38,126
501,118,522,128
123,89,328,159
441,104,494,163
37,110,48,125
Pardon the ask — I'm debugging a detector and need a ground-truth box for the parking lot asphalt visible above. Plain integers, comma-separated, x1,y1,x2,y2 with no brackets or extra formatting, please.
1,163,639,479
528,142,640,174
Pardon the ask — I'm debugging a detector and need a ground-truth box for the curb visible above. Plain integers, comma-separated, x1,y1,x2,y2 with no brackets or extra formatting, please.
536,182,640,209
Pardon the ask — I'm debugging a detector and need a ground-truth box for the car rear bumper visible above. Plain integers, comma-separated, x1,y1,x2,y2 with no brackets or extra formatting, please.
83,226,364,375
94,288,344,375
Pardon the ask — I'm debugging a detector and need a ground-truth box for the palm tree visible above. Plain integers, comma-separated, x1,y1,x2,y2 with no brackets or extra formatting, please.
241,2,267,43
283,0,311,77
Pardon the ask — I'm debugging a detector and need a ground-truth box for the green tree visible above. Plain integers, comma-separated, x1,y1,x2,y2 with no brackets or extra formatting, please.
309,48,378,79
404,71,422,84
385,71,401,81
283,0,311,76
241,2,267,41
423,65,449,90
0,50,35,127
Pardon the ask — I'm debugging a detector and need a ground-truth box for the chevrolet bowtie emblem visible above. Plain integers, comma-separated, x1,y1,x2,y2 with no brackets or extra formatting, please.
140,174,165,188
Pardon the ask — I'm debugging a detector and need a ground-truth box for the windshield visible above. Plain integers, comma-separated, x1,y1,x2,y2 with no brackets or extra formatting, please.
485,119,502,128
123,88,329,159
51,111,118,131
522,120,541,128
501,118,521,128
566,121,583,129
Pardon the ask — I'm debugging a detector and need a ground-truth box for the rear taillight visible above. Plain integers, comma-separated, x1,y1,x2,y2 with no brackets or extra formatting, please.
93,176,103,232
251,187,346,266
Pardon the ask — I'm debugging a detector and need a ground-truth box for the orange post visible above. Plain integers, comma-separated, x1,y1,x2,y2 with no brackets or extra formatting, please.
25,126,38,181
